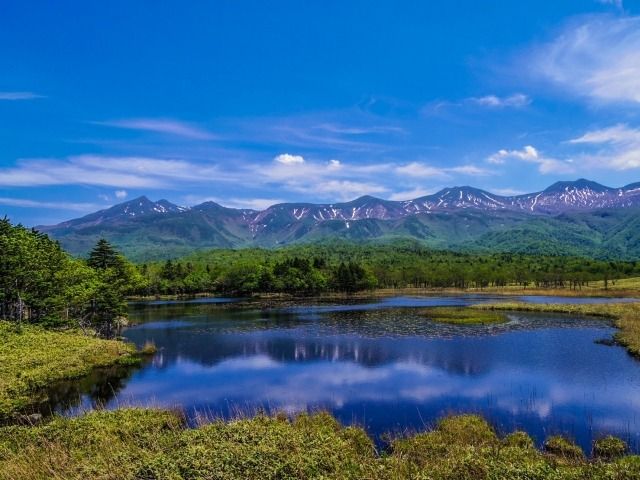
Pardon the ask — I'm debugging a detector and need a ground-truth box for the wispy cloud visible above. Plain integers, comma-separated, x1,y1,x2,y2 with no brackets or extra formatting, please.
228,110,405,154
468,93,531,108
597,0,623,10
424,93,531,115
487,145,574,174
183,195,286,210
0,149,496,207
492,187,525,196
395,162,492,178
97,118,216,140
388,187,438,200
307,180,389,200
0,155,220,188
395,162,449,178
569,124,640,169
0,91,44,100
0,197,102,212
528,15,640,104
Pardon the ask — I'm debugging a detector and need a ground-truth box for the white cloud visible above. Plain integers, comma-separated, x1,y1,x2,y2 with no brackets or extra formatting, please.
469,93,531,108
97,118,216,140
530,15,640,104
274,153,305,165
0,91,44,100
388,187,437,200
115,190,128,199
395,162,491,178
492,187,526,196
448,165,492,176
0,197,102,212
183,195,285,210
310,180,388,200
569,124,640,169
569,124,640,145
395,162,448,178
0,155,220,188
487,145,574,174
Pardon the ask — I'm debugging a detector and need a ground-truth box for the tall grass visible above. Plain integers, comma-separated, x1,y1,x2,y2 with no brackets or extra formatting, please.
0,321,139,420
0,410,638,479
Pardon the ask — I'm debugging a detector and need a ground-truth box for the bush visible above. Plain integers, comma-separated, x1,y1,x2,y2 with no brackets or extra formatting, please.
503,431,535,450
593,435,628,460
544,435,585,460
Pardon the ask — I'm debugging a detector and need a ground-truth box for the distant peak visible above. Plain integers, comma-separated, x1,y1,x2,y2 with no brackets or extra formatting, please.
350,195,382,203
544,179,609,193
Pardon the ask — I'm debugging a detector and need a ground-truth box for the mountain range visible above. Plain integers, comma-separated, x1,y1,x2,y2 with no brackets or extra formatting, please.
38,179,640,261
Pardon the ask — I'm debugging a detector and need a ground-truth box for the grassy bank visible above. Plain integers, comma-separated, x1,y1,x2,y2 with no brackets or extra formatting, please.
0,409,638,479
422,306,507,325
474,302,640,357
0,321,138,420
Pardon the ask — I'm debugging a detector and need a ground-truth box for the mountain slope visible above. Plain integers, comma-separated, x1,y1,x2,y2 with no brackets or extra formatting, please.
37,179,640,260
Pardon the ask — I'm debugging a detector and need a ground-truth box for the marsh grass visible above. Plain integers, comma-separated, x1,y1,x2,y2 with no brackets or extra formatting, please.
0,410,638,480
422,307,508,325
0,321,139,420
140,340,158,355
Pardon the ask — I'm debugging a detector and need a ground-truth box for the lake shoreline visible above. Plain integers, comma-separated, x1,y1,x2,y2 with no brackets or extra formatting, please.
1,409,638,479
0,321,142,422
475,302,640,358
128,285,640,303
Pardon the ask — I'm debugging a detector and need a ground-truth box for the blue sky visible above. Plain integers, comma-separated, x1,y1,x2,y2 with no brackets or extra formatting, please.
3,0,640,225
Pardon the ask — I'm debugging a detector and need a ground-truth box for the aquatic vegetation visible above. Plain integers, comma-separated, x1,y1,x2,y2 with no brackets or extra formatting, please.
0,321,138,420
140,340,158,355
422,306,507,324
1,410,638,480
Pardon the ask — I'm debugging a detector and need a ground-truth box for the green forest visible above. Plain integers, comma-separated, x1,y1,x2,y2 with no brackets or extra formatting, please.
138,239,640,295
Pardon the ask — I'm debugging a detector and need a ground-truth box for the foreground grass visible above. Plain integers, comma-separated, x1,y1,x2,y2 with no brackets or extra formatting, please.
474,302,640,358
0,321,138,420
0,409,638,479
422,306,507,325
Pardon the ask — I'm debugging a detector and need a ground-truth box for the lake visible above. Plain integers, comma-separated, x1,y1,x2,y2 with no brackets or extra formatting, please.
50,295,640,453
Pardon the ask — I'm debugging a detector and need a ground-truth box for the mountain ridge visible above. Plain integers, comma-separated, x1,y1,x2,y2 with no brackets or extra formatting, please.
37,179,640,260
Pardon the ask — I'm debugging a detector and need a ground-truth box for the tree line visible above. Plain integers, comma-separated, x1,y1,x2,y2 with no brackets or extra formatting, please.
136,240,640,295
0,218,143,337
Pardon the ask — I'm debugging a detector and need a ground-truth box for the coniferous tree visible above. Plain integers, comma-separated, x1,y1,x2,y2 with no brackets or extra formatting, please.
87,239,120,270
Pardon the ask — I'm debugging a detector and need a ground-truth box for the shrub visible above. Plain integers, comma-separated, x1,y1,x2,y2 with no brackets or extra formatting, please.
544,435,585,460
593,435,628,460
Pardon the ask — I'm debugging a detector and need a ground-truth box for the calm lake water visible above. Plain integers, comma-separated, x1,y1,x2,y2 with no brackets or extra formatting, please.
51,295,640,452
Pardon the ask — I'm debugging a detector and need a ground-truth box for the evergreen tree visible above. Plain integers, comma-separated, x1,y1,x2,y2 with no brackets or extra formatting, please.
87,239,120,270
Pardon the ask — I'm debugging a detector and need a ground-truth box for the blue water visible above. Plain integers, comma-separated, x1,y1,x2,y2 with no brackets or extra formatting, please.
57,295,640,452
